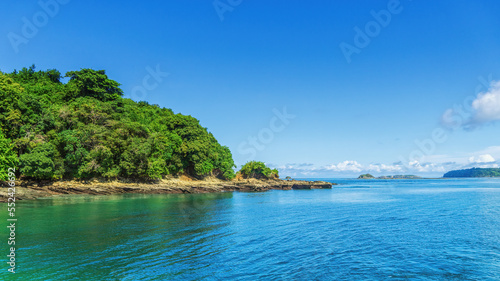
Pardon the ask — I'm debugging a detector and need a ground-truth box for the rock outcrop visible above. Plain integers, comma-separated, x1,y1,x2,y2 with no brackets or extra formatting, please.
0,178,335,202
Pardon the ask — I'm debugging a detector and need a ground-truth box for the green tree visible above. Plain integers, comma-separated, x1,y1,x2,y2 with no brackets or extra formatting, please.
0,129,18,181
214,146,236,179
0,72,25,140
239,161,278,179
57,130,87,176
19,142,62,180
65,69,123,101
78,145,117,178
2,66,238,182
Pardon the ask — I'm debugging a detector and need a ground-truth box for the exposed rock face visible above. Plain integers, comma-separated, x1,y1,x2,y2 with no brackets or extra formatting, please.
0,179,335,202
234,179,333,191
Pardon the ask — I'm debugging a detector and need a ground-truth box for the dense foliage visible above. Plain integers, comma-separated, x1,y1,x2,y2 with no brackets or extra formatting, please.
0,65,235,180
239,161,279,179
443,168,500,178
0,128,18,181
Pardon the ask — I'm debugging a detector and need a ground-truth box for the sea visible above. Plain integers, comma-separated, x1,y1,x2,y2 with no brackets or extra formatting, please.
1,178,500,280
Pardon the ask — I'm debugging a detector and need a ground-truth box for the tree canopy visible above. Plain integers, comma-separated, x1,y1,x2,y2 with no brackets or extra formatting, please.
238,161,279,179
65,69,123,101
0,128,18,181
0,66,236,181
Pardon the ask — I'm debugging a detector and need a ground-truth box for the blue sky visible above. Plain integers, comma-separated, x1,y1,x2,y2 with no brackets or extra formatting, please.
2,0,500,177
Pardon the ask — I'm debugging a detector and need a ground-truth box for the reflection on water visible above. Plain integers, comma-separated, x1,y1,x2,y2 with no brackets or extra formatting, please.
1,179,500,280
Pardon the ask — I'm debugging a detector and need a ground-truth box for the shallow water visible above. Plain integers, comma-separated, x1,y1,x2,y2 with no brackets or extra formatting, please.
1,178,500,280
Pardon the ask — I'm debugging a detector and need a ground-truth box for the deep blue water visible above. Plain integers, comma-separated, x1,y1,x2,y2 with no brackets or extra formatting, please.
1,178,500,280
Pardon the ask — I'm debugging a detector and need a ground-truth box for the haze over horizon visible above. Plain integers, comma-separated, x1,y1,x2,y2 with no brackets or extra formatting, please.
2,0,500,177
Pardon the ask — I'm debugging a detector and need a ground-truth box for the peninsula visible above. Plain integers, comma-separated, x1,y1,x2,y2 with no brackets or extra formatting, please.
443,168,500,178
0,66,333,201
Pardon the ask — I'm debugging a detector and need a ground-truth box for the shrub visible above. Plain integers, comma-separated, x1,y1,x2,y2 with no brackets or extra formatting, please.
239,161,279,179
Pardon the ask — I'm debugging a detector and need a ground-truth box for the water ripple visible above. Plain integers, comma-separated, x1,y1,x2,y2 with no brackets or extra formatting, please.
2,179,500,280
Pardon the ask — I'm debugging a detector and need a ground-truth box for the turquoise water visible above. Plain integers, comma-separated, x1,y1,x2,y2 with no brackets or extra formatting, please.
1,178,500,280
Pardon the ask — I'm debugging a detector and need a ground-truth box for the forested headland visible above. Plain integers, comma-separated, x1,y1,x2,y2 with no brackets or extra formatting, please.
443,168,500,178
0,65,237,182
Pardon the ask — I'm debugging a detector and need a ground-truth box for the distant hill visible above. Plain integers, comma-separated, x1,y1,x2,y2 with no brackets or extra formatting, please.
377,175,422,179
443,168,500,178
357,174,421,179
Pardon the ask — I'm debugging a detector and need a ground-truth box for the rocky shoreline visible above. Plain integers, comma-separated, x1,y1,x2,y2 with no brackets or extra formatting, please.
0,178,335,202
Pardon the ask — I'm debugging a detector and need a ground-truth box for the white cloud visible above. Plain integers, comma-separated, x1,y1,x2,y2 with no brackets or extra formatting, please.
408,161,446,173
274,147,500,178
468,154,495,164
325,160,363,172
472,81,500,123
276,160,446,177
367,163,403,173
474,146,500,161
475,163,499,168
442,80,500,129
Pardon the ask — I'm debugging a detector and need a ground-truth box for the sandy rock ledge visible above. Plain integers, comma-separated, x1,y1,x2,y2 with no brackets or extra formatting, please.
0,178,336,202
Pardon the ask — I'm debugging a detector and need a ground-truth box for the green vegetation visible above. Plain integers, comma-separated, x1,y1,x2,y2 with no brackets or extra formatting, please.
0,128,18,181
358,174,374,179
443,168,500,178
0,65,236,181
238,161,279,179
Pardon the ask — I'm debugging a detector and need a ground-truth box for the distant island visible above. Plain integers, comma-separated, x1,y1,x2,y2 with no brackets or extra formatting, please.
443,168,500,178
358,174,422,179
